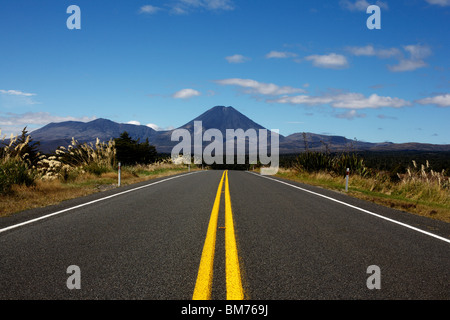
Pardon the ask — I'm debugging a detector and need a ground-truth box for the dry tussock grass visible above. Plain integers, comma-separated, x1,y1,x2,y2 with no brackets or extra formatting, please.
275,166,450,223
0,163,192,217
0,180,92,217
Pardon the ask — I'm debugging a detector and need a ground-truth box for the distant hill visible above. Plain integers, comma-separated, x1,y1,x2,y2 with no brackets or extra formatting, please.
30,118,157,153
24,105,450,154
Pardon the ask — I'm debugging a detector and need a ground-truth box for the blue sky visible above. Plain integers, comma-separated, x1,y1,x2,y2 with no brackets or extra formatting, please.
0,0,449,144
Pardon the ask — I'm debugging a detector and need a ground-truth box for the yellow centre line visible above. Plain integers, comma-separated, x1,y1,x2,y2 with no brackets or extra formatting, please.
192,171,225,300
192,170,244,300
224,170,244,300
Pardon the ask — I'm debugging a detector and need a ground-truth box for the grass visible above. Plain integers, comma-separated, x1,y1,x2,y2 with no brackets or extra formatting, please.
0,163,196,218
0,131,202,218
273,167,450,224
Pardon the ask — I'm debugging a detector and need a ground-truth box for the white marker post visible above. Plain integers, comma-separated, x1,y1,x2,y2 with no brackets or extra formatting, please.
345,168,350,192
118,162,121,187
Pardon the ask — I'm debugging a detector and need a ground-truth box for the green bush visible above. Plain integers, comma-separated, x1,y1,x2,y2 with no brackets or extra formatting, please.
83,162,110,176
294,151,369,177
294,151,333,173
0,159,36,194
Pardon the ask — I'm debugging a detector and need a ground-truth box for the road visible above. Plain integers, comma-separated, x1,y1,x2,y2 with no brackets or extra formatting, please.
0,170,449,300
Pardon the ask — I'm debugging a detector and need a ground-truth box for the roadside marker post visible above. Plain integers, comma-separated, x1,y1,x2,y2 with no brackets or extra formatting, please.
345,168,349,192
118,162,121,187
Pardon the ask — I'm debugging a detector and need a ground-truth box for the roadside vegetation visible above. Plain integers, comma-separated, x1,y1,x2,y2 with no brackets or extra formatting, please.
270,150,450,223
0,128,194,217
2,128,449,223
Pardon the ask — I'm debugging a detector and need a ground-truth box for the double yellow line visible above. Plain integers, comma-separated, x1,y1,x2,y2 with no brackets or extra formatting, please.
192,170,244,300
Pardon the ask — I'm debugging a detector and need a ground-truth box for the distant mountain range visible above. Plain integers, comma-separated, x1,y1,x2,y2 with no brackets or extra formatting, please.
28,106,450,154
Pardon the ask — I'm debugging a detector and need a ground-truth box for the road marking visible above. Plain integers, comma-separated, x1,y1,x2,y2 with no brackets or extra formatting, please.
193,170,244,300
193,171,225,300
224,170,244,300
0,171,203,235
249,172,450,245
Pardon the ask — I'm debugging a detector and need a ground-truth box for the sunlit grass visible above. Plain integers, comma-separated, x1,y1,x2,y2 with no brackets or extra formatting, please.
275,165,450,223
0,162,194,217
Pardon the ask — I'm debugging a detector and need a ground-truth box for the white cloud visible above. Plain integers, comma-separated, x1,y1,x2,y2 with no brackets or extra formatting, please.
265,51,298,59
347,45,376,56
340,0,388,11
404,45,432,60
203,0,234,10
388,59,427,72
416,94,450,107
425,0,450,6
146,123,160,130
340,0,371,11
0,89,40,107
270,95,334,106
0,112,97,136
170,6,189,15
334,110,367,120
388,45,431,72
146,123,175,131
347,44,432,72
333,93,410,109
304,53,349,69
170,0,234,14
0,89,36,97
0,112,96,126
346,45,401,58
139,5,162,14
268,92,411,109
172,88,201,99
214,78,306,96
376,48,403,59
127,120,141,125
225,54,250,64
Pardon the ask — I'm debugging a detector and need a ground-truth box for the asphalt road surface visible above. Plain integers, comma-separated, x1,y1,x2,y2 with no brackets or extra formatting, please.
1,170,449,300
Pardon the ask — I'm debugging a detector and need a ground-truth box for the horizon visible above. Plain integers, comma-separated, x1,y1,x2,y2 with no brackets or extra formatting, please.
0,1,449,145
30,105,449,146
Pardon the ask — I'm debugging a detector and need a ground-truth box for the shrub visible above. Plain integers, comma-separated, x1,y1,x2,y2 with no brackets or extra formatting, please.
83,162,110,176
294,151,333,173
294,151,369,177
57,137,116,170
39,138,116,180
0,131,37,194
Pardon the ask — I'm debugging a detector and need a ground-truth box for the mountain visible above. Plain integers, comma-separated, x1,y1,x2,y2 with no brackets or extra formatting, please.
179,106,267,133
119,106,278,154
281,132,450,153
27,106,450,154
31,118,157,153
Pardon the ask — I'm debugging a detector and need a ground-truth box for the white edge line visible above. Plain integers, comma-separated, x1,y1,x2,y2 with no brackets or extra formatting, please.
248,171,450,245
0,171,203,234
